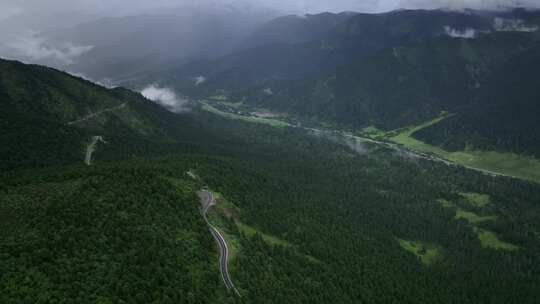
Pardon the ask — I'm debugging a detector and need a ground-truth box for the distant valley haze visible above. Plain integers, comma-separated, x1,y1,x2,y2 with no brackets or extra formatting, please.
1,0,539,81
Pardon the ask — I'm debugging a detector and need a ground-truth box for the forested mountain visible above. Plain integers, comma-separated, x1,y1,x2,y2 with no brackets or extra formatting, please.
142,9,540,156
414,42,540,157
2,56,540,303
240,12,356,49
2,9,540,304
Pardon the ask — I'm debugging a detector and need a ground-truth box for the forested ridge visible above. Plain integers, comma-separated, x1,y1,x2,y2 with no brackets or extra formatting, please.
413,43,540,158
150,9,540,158
2,58,540,303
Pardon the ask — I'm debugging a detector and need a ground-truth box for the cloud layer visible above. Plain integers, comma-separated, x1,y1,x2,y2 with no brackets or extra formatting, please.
5,31,94,65
444,26,477,39
1,0,540,19
141,84,189,113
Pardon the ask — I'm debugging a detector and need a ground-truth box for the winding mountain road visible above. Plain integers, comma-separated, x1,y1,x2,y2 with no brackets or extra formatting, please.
198,190,241,297
67,103,127,125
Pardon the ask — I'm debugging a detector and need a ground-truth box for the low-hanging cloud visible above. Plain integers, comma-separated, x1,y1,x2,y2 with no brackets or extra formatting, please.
444,26,477,39
2,0,540,20
493,17,539,32
194,76,207,86
0,4,20,21
394,0,540,11
141,84,189,113
4,31,94,65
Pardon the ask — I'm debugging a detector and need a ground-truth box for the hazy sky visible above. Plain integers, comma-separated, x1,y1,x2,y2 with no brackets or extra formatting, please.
1,0,539,21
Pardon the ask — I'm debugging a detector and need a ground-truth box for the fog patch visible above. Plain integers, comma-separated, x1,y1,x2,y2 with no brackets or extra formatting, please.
493,18,539,32
307,128,368,155
4,31,94,65
393,149,421,163
263,88,274,96
141,84,189,113
68,71,116,88
0,5,21,21
343,136,368,154
194,76,207,86
444,26,477,39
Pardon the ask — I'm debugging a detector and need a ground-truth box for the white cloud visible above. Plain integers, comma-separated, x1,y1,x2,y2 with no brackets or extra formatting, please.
5,31,94,65
2,1,540,26
444,26,477,39
0,4,21,21
493,17,539,32
396,0,540,11
263,88,274,95
68,71,116,88
141,84,189,113
194,76,207,86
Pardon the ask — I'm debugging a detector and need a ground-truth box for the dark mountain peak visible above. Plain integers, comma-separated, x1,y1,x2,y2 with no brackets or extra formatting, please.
241,11,357,49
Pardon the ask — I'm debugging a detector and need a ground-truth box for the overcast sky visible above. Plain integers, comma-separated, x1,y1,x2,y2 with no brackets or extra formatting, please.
1,0,540,21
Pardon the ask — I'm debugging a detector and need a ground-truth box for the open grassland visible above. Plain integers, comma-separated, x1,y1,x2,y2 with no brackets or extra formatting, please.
460,192,490,207
220,101,244,109
397,239,440,265
204,100,540,183
211,191,321,265
474,227,520,251
208,95,228,101
439,199,517,251
380,115,540,184
201,103,291,128
235,222,291,247
212,192,291,247
455,209,497,224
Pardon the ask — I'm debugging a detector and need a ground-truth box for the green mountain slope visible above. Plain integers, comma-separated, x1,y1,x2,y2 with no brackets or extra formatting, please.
2,49,540,303
0,59,155,170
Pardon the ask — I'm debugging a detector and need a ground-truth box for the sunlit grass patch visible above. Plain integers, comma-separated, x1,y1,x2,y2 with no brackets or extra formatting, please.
437,198,455,208
397,238,441,265
388,114,540,184
220,101,243,108
208,95,228,101
437,198,518,251
460,192,490,207
438,198,496,224
455,209,497,224
360,126,387,138
212,192,290,247
235,221,290,247
201,103,290,128
473,227,519,251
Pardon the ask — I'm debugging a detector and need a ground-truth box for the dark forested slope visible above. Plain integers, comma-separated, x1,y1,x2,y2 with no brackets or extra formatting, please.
2,36,540,304
145,9,540,156
414,43,540,157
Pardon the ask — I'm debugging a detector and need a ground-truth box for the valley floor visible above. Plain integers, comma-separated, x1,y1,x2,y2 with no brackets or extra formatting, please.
201,100,540,184
374,115,540,184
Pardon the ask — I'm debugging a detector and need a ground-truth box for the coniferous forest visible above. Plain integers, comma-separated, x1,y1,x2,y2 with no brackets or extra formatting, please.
2,5,540,304
2,63,540,302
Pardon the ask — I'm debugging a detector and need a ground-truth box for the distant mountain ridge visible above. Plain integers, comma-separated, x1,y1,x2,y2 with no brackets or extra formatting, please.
142,8,540,157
